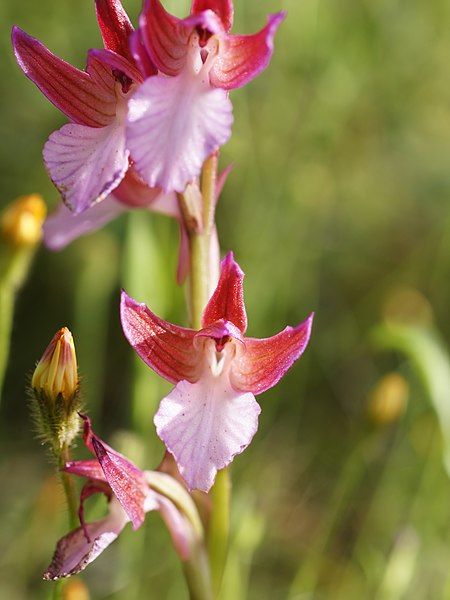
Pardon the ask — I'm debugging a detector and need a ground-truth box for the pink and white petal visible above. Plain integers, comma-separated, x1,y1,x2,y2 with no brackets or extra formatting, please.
12,27,116,127
231,313,314,395
129,29,158,78
95,0,134,61
126,72,233,193
43,119,129,213
191,0,234,32
156,494,193,561
154,377,261,491
121,291,200,383
139,0,192,76
43,196,125,251
202,251,247,332
210,12,286,90
90,437,148,530
64,459,106,482
43,499,128,580
89,48,143,85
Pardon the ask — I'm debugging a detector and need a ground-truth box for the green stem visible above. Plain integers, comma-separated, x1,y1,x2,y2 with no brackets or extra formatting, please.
207,468,231,596
183,544,214,600
59,444,79,531
0,283,14,401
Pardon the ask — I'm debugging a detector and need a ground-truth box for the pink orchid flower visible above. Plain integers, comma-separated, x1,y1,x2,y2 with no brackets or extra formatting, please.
44,415,199,579
12,0,151,215
127,0,285,192
121,252,313,492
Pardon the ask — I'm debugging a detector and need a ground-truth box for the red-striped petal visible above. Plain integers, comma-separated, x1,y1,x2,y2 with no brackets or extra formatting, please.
210,12,285,90
12,26,117,127
202,251,247,333
95,0,134,61
191,0,234,32
121,291,201,383
231,314,314,395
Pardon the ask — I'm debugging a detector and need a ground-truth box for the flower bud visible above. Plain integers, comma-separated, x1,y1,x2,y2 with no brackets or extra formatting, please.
367,372,409,426
62,578,90,600
1,194,46,247
31,328,81,451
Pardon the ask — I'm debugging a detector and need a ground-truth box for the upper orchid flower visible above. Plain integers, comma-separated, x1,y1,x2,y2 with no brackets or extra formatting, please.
44,415,203,579
126,0,285,192
12,0,160,216
121,252,313,492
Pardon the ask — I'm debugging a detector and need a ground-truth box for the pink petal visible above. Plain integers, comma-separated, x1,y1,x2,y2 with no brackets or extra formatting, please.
12,27,117,127
139,0,192,76
202,251,247,333
231,314,314,395
129,29,158,77
210,12,286,90
156,494,193,561
43,117,129,213
80,414,149,530
43,195,126,250
154,376,261,491
191,0,234,32
120,291,201,383
126,71,233,192
95,0,134,61
64,459,106,482
43,499,128,580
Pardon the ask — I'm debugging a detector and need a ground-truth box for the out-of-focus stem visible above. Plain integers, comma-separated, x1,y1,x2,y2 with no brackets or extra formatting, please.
207,467,231,595
183,544,214,600
58,444,79,531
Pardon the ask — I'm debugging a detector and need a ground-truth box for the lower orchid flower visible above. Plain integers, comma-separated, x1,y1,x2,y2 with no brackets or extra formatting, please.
44,415,203,579
121,252,313,492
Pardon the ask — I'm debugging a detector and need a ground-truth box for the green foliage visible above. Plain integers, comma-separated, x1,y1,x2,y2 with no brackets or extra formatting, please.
1,0,450,599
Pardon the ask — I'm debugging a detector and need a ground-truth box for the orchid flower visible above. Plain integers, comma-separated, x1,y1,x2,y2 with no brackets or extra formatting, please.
121,252,313,492
127,0,285,192
12,0,151,216
44,415,202,579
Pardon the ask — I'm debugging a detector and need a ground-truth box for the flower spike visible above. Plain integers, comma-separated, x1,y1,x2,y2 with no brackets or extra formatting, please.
121,254,313,491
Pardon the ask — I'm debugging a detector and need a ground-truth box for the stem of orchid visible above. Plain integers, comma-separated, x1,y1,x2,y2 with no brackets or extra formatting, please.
0,283,14,402
183,544,214,600
207,467,231,596
59,443,79,531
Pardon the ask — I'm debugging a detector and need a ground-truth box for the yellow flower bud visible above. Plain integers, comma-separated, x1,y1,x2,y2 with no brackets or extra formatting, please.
1,194,46,247
31,328,81,451
367,372,409,426
32,328,78,402
62,578,90,600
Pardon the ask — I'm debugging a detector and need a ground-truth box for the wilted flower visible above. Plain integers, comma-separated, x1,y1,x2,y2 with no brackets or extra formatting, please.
44,415,203,579
121,252,313,491
1,194,46,247
31,328,81,450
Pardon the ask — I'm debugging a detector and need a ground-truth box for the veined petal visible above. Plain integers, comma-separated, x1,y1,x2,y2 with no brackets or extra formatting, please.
95,0,134,61
12,27,117,127
155,376,260,491
43,195,126,251
139,0,192,76
210,12,285,90
64,459,106,482
43,118,129,213
202,251,247,332
43,498,128,580
79,414,149,530
231,314,314,395
191,0,234,32
126,71,233,192
130,29,158,77
121,291,200,384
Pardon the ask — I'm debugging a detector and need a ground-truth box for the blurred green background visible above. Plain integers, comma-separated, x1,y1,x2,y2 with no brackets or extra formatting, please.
1,0,450,598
